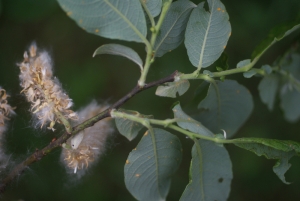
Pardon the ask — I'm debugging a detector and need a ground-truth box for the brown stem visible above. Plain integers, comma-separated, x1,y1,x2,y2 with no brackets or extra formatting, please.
0,70,178,192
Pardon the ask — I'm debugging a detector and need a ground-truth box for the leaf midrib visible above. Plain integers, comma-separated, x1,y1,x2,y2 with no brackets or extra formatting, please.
103,0,147,43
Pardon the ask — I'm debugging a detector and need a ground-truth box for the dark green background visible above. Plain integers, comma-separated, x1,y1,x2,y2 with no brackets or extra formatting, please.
0,0,300,200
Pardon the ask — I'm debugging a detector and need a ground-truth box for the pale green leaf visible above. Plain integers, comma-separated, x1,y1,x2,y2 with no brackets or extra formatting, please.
57,0,147,43
115,109,151,141
125,128,182,201
172,103,214,137
258,74,280,110
180,140,232,201
261,64,273,74
143,0,162,17
154,0,196,57
196,80,253,137
185,0,231,68
155,79,190,98
252,22,300,60
243,69,257,78
282,53,300,79
236,59,251,68
93,44,143,70
280,88,300,122
234,138,300,184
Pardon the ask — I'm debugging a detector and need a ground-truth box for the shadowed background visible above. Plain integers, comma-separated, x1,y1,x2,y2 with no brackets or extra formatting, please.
0,0,300,200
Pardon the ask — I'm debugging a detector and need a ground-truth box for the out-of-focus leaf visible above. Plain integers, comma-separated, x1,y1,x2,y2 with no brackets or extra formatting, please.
196,80,253,137
236,59,251,68
154,0,196,57
143,0,162,17
261,64,273,74
125,128,182,201
281,53,300,79
234,138,300,184
251,22,300,60
173,103,214,137
243,69,257,78
156,79,190,98
280,88,300,122
114,109,151,141
185,0,231,68
180,140,232,201
57,0,147,43
258,74,280,110
93,44,143,70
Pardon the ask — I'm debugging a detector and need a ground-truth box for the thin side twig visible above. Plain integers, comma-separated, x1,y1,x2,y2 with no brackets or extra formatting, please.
0,70,178,192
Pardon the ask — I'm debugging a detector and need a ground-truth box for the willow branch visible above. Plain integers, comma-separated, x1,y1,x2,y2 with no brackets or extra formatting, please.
0,70,178,192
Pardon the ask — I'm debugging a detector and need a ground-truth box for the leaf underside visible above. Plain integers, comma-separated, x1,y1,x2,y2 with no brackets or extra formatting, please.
156,79,190,98
124,128,182,201
180,139,232,201
173,103,214,137
196,80,254,138
154,0,196,57
93,43,143,70
57,0,147,42
185,0,231,68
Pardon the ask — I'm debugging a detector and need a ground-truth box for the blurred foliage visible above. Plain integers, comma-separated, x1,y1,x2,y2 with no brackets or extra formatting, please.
0,0,299,200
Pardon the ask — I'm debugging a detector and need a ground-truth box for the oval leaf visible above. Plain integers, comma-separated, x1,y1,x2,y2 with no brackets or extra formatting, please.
154,0,196,57
234,138,300,184
144,0,162,17
173,103,214,137
258,74,280,111
180,139,233,201
155,79,190,98
57,0,147,43
93,44,143,70
196,80,254,137
125,128,182,201
185,0,231,68
114,109,151,141
280,88,300,122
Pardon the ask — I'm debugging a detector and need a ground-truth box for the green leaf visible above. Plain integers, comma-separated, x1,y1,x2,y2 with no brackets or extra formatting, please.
154,0,196,57
155,79,190,98
236,59,251,68
196,80,253,137
280,88,300,122
261,64,273,74
93,44,143,70
114,109,151,141
258,74,280,111
184,0,231,68
234,138,300,184
125,128,182,200
57,0,147,43
243,69,257,78
281,53,300,80
251,22,300,60
143,0,162,17
180,140,232,201
172,103,214,137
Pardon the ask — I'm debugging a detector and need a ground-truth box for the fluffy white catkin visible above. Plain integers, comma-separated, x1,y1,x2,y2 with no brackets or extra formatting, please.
18,43,77,131
0,87,15,168
61,100,113,176
0,87,15,135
